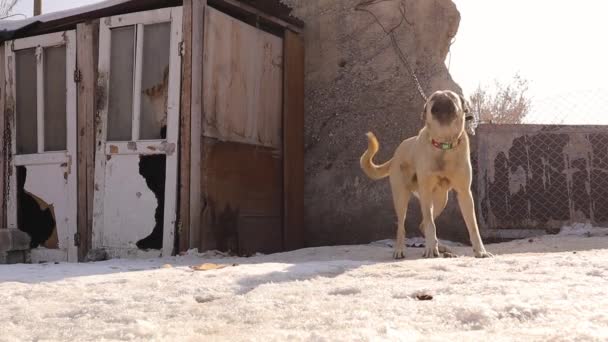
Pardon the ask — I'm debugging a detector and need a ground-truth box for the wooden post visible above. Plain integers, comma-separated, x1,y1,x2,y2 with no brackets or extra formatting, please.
189,0,206,250
34,0,42,16
0,43,5,228
282,30,305,251
178,0,193,253
76,21,99,261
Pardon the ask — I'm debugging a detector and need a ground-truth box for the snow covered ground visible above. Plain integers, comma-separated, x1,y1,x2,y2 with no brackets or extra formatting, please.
2,225,608,341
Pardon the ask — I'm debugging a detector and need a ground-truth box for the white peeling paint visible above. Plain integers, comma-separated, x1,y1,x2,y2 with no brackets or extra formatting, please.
480,130,524,184
102,155,157,251
508,165,527,195
563,134,592,162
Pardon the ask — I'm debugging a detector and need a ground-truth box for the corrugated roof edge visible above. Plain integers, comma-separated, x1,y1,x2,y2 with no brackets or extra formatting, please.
0,0,303,42
213,0,304,27
0,0,132,41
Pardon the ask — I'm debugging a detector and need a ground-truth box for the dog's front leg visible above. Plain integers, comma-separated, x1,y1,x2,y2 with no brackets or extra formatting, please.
456,188,493,258
419,185,440,258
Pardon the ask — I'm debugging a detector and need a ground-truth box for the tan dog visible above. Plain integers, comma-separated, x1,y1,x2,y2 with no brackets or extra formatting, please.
360,90,492,259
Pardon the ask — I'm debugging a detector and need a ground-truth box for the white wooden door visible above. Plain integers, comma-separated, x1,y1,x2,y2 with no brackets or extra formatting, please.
93,7,182,258
5,31,78,263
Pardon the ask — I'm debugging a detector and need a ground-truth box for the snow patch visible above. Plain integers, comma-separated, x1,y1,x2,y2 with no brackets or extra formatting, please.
558,223,608,237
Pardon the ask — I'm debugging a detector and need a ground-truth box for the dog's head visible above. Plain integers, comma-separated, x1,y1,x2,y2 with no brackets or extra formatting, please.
422,90,470,138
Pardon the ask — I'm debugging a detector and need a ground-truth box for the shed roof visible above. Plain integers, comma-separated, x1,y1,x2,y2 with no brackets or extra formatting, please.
0,0,303,42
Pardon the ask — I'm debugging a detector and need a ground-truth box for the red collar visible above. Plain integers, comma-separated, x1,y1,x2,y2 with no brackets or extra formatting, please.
431,137,462,150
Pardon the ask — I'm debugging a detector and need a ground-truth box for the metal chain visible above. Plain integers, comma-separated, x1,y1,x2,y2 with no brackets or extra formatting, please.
388,32,428,102
355,0,479,135
355,0,428,102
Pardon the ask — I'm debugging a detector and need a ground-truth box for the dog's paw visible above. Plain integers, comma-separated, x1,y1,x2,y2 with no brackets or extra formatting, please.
393,248,406,259
474,250,494,258
423,246,440,258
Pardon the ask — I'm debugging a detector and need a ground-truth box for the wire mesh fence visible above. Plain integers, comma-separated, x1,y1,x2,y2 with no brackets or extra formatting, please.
473,124,608,234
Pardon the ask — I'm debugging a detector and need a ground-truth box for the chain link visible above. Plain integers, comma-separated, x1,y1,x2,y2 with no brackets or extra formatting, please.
386,32,428,102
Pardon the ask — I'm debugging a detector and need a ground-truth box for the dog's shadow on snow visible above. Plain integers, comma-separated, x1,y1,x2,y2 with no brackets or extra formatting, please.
235,260,373,295
235,231,608,294
232,244,424,295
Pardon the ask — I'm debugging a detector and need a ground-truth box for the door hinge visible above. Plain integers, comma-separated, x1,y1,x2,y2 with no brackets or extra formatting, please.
74,232,81,247
178,41,185,57
74,69,82,83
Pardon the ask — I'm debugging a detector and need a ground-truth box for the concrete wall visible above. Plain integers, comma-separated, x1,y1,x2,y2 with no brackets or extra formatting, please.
281,0,466,246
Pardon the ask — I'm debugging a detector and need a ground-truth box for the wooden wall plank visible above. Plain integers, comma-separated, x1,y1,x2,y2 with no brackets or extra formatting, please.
199,138,283,255
178,0,193,253
76,21,99,261
202,7,283,148
0,43,5,228
189,0,206,250
282,30,305,251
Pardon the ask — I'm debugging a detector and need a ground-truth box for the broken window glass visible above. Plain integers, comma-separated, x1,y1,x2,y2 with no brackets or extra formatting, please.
140,22,171,140
108,26,135,141
15,48,38,154
43,46,67,151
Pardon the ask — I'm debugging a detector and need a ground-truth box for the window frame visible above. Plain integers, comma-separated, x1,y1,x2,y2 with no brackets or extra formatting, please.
7,31,76,155
99,7,182,143
94,7,183,258
4,30,78,262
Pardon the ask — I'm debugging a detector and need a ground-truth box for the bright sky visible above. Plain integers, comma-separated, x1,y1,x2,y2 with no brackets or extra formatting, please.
9,0,608,124
450,0,608,124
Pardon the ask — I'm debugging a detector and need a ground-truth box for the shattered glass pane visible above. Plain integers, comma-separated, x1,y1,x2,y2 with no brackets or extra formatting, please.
44,45,67,151
15,48,38,154
140,22,171,140
108,26,135,141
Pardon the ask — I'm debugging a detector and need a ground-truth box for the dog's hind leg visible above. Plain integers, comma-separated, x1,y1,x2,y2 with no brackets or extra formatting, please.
390,173,410,259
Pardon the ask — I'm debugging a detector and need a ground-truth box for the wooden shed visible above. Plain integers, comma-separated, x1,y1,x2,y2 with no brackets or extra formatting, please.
0,0,304,263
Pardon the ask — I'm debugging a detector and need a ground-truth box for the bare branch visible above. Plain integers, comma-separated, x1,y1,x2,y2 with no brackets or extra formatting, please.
469,73,531,125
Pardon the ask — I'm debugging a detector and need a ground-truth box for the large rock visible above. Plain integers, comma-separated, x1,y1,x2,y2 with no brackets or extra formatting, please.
282,0,468,246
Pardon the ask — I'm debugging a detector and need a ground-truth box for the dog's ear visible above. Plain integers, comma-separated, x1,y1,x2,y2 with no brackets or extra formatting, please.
421,102,428,122
459,94,471,114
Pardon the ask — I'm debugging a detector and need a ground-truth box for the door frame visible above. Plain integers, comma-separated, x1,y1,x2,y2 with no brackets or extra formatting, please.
5,31,78,262
93,7,183,257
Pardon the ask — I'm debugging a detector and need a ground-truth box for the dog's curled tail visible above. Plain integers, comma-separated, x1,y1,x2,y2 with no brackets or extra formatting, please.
360,132,392,180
